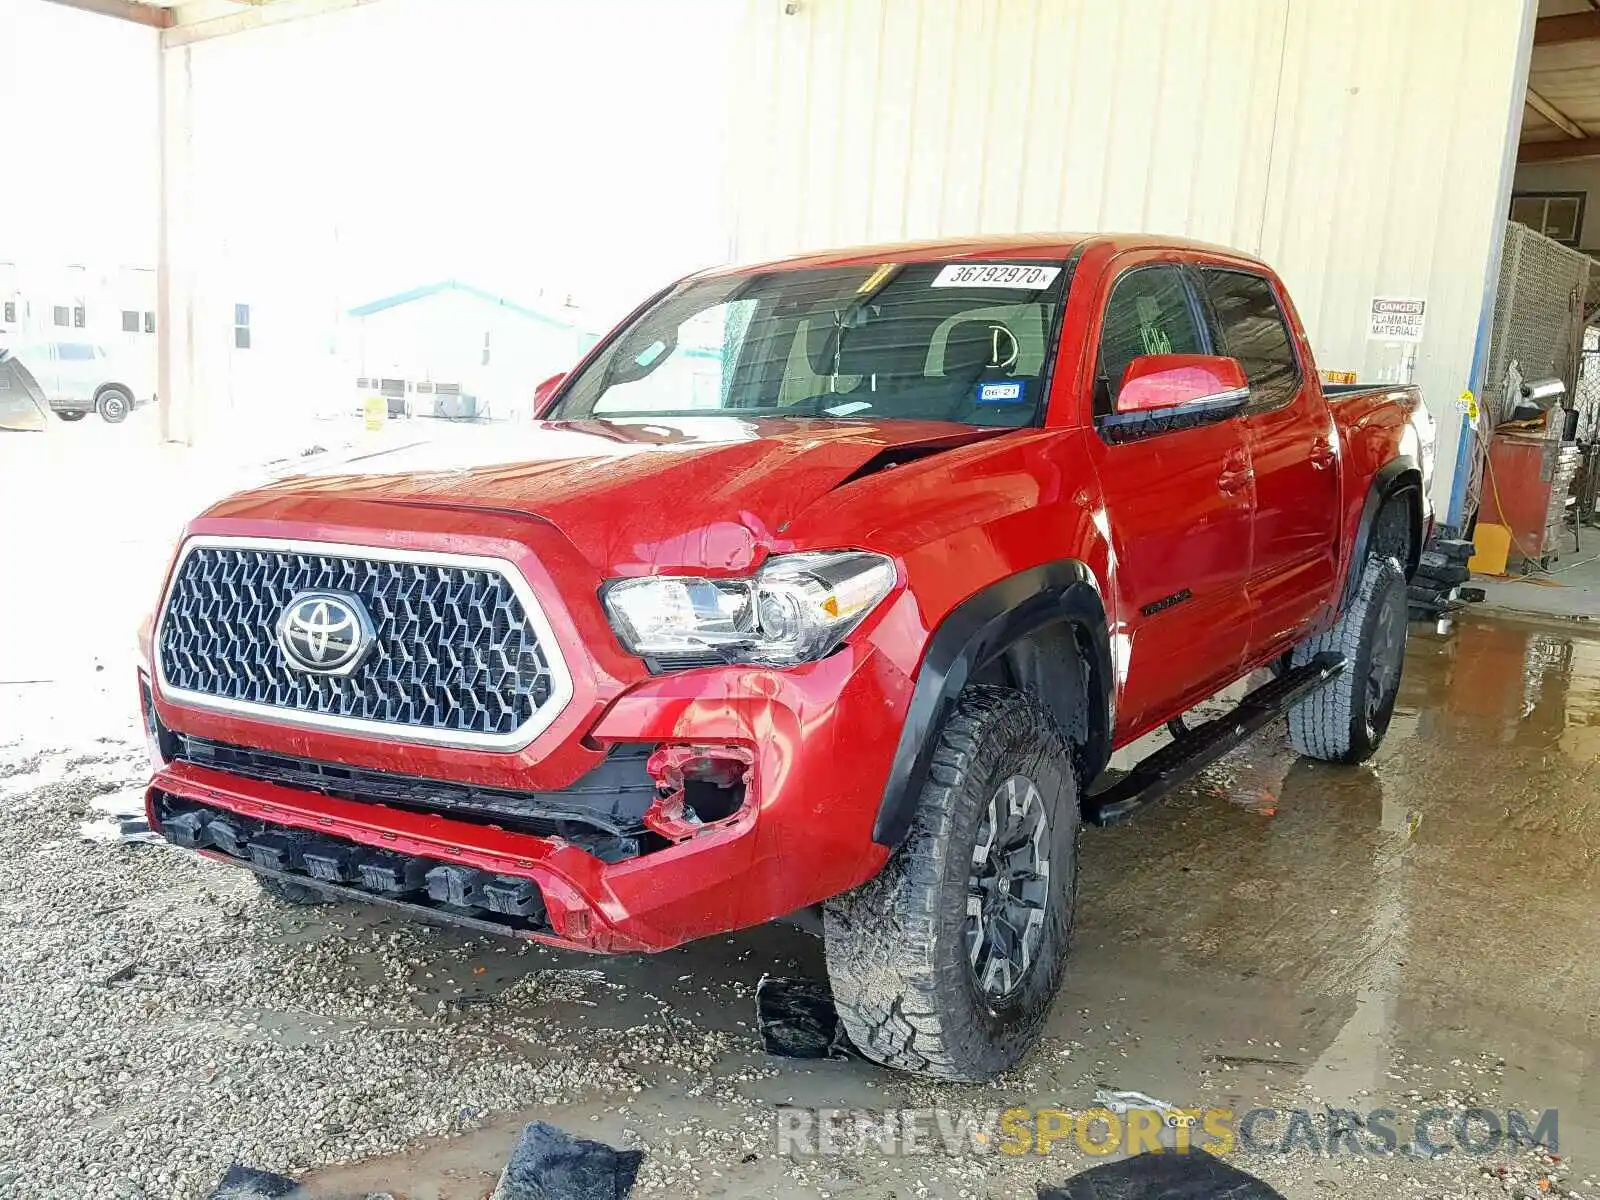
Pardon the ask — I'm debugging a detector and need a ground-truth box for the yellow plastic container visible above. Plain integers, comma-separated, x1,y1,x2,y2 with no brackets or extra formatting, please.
1468,523,1512,576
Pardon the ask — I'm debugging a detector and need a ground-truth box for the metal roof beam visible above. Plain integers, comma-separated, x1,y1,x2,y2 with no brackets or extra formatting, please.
1519,136,1600,163
39,0,172,28
1526,88,1588,139
1534,10,1600,45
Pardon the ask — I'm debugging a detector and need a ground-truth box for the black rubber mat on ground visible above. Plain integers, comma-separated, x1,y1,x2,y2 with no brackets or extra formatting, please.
494,1121,644,1199
1038,1154,1286,1198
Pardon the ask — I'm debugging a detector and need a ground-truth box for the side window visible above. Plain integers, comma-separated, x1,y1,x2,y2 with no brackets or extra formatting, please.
1097,266,1207,413
1199,270,1301,411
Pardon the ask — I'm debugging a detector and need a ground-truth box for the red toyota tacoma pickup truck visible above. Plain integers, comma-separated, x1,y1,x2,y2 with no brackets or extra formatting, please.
138,234,1435,1080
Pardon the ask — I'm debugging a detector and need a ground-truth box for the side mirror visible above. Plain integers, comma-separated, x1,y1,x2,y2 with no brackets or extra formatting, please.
1116,354,1248,414
532,372,567,417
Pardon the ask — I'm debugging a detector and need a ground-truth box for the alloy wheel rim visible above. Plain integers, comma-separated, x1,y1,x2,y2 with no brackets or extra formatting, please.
966,774,1051,1001
1366,594,1405,728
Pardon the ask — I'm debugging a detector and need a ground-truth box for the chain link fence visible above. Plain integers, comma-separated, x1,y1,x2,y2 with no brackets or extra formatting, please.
1577,326,1600,445
1466,221,1591,519
1577,330,1600,526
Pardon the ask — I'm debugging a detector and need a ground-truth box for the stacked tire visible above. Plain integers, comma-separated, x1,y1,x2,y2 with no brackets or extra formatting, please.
1408,537,1476,621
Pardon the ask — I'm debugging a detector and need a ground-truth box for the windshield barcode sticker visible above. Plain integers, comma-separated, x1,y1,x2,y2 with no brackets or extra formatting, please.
931,264,1061,290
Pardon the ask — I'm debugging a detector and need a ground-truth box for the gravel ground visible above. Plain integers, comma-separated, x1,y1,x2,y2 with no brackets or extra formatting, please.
0,728,789,1198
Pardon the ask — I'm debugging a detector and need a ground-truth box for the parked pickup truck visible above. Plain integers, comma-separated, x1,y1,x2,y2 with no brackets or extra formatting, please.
138,234,1435,1081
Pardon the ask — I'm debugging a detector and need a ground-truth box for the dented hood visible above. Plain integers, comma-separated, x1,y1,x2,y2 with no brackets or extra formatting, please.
207,416,1004,572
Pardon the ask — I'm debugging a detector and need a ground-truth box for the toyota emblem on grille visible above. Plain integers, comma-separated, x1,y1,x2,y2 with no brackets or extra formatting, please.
275,590,375,675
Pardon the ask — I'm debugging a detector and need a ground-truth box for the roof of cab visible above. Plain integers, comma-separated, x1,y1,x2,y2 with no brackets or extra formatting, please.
699,232,1269,277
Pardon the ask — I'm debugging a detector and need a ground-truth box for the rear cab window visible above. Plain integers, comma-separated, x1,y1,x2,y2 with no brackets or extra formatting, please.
1196,269,1302,412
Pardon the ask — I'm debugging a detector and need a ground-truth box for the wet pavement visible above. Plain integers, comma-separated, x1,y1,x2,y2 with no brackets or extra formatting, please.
236,615,1600,1198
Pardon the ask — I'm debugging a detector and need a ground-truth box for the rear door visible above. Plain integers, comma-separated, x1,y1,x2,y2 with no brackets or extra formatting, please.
1196,268,1339,658
1084,259,1256,737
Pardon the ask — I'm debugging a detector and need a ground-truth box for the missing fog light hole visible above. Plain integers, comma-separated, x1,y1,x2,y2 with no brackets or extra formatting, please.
644,745,754,839
682,776,745,823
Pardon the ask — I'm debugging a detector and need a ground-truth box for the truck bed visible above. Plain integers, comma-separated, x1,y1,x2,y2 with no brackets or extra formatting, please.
1322,382,1421,403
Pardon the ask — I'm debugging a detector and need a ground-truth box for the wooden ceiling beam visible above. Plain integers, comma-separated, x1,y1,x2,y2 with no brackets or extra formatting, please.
1526,87,1589,139
37,0,173,28
1519,136,1600,163
1535,10,1600,45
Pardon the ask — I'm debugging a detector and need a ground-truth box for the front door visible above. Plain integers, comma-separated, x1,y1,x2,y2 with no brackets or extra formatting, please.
1085,260,1256,739
1196,268,1339,658
37,343,61,402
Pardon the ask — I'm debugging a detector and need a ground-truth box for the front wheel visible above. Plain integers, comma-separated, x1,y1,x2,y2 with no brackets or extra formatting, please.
1288,555,1407,764
55,410,88,423
823,685,1079,1081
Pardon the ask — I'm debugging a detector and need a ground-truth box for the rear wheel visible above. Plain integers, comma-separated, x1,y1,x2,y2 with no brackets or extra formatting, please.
823,685,1079,1081
1288,555,1407,764
96,387,132,423
55,410,87,423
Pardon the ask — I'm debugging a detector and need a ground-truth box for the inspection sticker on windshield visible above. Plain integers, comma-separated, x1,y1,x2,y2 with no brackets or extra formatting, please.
976,381,1025,404
931,263,1060,289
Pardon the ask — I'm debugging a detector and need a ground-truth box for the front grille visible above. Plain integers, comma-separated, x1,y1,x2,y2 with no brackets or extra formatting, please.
157,539,569,747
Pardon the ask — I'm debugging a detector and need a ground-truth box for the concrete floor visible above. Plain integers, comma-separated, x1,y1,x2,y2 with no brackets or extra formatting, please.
1475,544,1600,623
2,421,1598,1198
301,612,1600,1199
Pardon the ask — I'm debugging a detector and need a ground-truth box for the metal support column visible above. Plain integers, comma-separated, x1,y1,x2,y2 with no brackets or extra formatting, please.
155,41,195,446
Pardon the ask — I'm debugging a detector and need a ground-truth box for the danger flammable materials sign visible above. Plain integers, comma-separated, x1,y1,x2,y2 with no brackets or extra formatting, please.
1367,297,1426,343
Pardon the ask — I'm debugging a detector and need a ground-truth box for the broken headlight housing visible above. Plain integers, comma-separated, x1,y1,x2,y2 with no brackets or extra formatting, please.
604,551,896,667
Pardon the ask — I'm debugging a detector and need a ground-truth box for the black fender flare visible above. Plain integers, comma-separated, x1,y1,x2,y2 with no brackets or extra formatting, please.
870,560,1113,848
1339,456,1423,611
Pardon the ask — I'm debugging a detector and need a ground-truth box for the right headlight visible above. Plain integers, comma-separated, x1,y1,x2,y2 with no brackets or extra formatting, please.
604,550,896,668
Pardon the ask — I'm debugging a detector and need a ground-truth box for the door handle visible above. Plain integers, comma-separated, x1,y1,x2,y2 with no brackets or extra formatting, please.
1218,452,1252,495
1310,439,1337,470
1218,467,1252,494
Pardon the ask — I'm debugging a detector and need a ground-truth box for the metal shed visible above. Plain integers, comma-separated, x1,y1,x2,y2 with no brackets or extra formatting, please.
24,0,1565,525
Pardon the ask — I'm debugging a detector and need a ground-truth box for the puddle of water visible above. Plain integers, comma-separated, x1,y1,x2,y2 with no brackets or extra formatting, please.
1046,613,1600,1154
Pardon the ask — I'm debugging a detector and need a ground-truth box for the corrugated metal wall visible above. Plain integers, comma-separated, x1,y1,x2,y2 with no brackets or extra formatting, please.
730,0,1534,507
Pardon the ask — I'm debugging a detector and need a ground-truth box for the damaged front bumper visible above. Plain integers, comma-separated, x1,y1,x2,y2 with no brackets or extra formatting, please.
147,758,765,953
140,636,906,953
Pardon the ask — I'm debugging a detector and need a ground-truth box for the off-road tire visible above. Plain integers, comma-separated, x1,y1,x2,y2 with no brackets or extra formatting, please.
96,387,132,424
823,685,1079,1081
1288,555,1407,764
257,875,331,906
55,410,88,423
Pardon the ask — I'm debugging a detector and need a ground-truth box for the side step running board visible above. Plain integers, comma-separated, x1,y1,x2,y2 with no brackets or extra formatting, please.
1085,652,1346,827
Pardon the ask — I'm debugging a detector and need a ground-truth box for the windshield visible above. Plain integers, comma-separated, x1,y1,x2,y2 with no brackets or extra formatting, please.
549,258,1073,428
